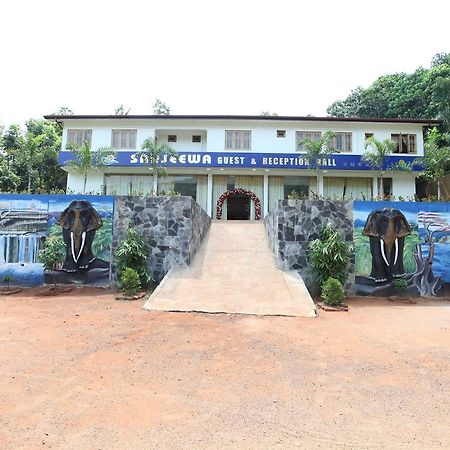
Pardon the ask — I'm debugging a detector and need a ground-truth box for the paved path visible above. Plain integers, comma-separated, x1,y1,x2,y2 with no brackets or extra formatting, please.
144,221,316,317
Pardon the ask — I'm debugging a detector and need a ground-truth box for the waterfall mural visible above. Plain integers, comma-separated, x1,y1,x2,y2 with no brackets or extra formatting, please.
0,194,114,287
0,195,48,286
354,201,450,297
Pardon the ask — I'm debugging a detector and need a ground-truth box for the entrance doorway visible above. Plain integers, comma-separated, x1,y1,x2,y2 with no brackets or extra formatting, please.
227,195,250,220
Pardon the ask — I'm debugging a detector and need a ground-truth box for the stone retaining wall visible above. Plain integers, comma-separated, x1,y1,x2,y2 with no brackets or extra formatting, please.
112,196,211,282
265,200,355,294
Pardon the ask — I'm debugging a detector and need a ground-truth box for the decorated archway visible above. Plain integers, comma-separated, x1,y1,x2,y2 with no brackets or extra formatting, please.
216,188,261,220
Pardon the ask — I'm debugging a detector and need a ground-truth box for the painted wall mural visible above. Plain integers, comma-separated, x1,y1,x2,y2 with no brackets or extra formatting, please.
47,196,114,285
0,195,47,286
355,201,450,296
0,194,113,287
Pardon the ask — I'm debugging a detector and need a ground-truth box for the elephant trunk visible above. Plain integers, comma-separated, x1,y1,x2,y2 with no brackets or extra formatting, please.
380,219,400,267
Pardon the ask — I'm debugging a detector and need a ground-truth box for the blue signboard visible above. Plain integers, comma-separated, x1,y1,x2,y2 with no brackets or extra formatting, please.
58,151,422,171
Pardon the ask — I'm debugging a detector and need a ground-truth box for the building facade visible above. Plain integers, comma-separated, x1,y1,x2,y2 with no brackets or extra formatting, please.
46,115,440,219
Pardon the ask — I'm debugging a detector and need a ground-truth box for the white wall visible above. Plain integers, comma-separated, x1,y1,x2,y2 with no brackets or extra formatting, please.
392,172,418,200
156,130,207,152
62,121,155,152
60,117,425,196
66,171,105,194
60,118,425,156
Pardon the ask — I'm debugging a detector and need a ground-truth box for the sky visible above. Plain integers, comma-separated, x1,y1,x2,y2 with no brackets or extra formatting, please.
0,0,449,127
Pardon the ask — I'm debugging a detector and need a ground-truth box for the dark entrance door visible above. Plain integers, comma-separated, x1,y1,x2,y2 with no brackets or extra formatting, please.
227,195,250,220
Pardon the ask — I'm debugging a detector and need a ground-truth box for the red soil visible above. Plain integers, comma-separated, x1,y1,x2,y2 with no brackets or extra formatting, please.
1,288,450,449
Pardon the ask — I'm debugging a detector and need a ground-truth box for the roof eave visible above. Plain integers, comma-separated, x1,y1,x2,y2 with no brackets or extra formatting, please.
43,114,443,125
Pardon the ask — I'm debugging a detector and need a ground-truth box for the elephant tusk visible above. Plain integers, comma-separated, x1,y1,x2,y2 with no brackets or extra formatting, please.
70,232,78,263
394,238,399,266
380,239,390,266
76,231,86,263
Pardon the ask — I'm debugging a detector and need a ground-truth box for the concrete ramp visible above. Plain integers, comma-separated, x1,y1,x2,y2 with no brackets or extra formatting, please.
144,221,316,317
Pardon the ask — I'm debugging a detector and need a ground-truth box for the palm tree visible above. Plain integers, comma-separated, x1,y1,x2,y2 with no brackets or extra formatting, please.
362,137,397,197
301,131,336,197
66,141,117,194
137,138,178,193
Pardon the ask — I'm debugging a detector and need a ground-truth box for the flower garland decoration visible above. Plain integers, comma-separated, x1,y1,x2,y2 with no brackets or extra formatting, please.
216,188,261,220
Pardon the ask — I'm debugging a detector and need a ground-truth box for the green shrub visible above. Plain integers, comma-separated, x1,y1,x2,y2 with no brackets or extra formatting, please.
158,190,181,196
2,275,12,291
287,190,309,200
393,278,408,290
308,224,351,287
115,229,153,286
119,267,142,296
37,237,66,271
321,277,345,306
37,238,66,285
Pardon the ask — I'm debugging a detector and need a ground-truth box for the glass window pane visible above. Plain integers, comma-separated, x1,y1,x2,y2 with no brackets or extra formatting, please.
283,176,309,198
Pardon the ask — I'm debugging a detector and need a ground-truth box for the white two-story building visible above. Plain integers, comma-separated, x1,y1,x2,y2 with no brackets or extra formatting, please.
45,114,439,220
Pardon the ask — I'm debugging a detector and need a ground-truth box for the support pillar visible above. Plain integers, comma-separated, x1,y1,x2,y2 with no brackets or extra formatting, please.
318,173,324,197
372,175,378,198
263,173,269,217
207,172,213,217
153,173,158,194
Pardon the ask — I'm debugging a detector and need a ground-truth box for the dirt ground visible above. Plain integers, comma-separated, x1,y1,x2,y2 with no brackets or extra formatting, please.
1,288,450,449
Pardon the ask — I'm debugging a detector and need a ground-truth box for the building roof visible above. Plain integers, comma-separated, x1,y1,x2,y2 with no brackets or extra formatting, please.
44,114,442,125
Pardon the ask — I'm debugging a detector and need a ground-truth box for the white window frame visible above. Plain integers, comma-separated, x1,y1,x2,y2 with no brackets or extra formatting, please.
66,129,92,147
225,130,251,150
111,129,137,150
296,131,322,152
391,133,416,154
331,132,352,153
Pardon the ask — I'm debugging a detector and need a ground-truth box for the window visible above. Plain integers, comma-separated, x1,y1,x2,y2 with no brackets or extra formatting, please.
225,130,251,150
378,177,393,198
323,177,373,199
283,176,310,198
296,131,321,151
277,130,286,138
391,134,416,153
104,174,153,195
365,133,374,140
111,129,137,149
158,175,198,199
331,132,352,152
66,129,92,147
192,135,202,143
168,135,177,143
227,175,235,191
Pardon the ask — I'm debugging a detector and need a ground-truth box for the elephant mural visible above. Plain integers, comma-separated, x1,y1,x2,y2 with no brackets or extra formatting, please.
362,207,412,283
57,200,103,272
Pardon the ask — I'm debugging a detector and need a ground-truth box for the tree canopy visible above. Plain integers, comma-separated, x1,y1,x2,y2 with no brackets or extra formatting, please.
0,119,66,193
415,127,450,200
327,53,450,131
115,105,130,115
153,99,170,115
